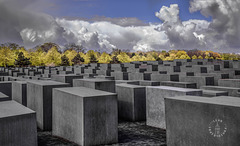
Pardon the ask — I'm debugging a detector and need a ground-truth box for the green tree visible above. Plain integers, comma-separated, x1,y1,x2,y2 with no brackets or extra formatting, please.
14,52,31,67
72,53,85,65
60,55,70,66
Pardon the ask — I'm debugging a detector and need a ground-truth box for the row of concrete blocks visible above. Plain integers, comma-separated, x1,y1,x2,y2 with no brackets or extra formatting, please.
2,76,240,145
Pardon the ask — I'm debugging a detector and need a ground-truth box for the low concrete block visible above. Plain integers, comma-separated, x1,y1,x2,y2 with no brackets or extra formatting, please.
116,84,146,121
218,79,240,88
201,86,240,97
202,89,228,97
151,74,179,82
12,81,27,106
180,76,214,88
27,80,70,130
146,86,202,129
115,80,139,85
53,87,118,146
160,81,197,89
51,74,83,86
165,96,240,146
139,80,160,86
73,78,116,93
0,100,37,146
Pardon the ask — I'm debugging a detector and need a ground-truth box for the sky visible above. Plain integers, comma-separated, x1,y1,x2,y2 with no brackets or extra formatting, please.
44,0,211,23
0,0,239,53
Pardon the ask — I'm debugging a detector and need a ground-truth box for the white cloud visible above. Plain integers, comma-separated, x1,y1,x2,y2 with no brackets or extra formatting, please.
1,0,240,53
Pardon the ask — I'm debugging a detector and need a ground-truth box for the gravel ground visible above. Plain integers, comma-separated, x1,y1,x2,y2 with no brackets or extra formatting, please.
38,121,166,146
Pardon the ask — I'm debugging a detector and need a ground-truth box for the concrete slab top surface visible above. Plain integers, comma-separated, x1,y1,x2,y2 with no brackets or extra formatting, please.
165,96,240,107
0,81,12,83
14,81,27,84
52,74,82,77
75,78,114,82
202,89,228,94
147,86,202,92
160,81,196,84
27,80,69,86
219,79,240,81
139,80,159,83
116,80,139,82
54,87,117,97
116,83,145,88
0,100,35,118
201,86,240,90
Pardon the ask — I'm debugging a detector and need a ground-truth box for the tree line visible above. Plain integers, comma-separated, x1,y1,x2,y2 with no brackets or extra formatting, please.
1,43,240,67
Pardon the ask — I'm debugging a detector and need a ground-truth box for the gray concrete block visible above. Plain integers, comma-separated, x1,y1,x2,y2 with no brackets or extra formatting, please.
27,80,70,130
151,74,179,82
0,100,37,146
201,86,240,97
111,72,128,80
129,72,151,80
115,80,140,85
116,84,146,121
202,89,228,97
12,81,27,106
218,79,240,88
180,76,214,88
73,78,116,93
52,87,118,146
165,96,240,146
146,86,202,129
160,81,197,88
139,80,160,86
51,74,83,86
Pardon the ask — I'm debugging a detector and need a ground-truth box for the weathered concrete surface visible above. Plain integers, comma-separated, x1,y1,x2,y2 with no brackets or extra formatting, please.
0,100,37,146
201,86,240,97
160,81,197,89
116,84,146,121
180,76,214,88
139,80,160,86
12,81,27,106
27,80,70,130
165,96,240,146
51,74,83,86
151,74,179,82
52,87,118,146
73,78,116,93
146,86,202,129
218,79,240,88
202,89,228,97
115,80,140,85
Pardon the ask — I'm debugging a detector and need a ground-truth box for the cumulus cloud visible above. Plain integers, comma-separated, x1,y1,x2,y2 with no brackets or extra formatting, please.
1,0,240,53
155,4,209,49
190,0,240,51
64,16,148,27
